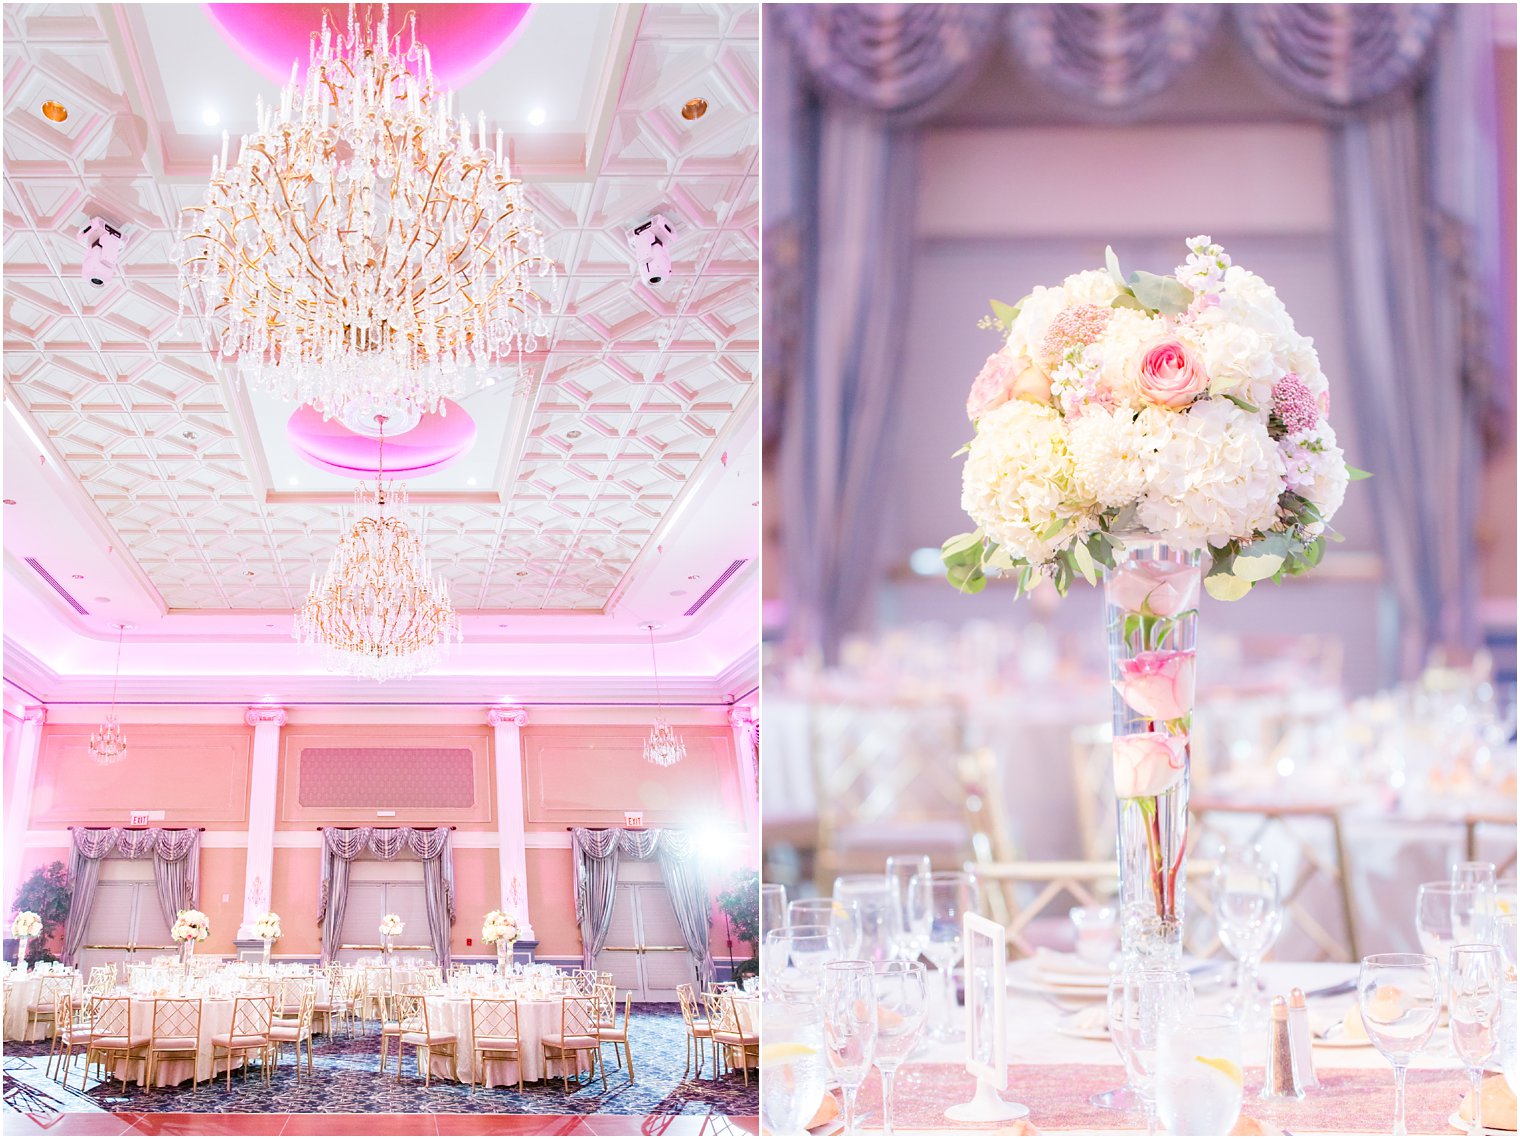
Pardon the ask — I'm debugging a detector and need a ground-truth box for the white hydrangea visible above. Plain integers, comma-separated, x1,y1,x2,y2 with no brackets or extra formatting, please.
1068,406,1159,508
1136,400,1286,549
1092,308,1164,408
1189,266,1305,410
1061,268,1121,308
961,400,1092,563
1279,422,1348,533
1004,285,1069,363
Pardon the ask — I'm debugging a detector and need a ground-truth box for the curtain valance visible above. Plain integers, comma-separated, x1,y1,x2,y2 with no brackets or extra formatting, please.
62,827,201,966
317,826,456,969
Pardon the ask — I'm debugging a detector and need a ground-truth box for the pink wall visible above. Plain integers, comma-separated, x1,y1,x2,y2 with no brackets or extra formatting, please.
17,708,753,964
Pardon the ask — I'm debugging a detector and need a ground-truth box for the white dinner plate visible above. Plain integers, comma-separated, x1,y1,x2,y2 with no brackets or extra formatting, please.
1054,1011,1110,1041
1448,1111,1514,1135
1313,1021,1374,1048
1007,957,1110,1000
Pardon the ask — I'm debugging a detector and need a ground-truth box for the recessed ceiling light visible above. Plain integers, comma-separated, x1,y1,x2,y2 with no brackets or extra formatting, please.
244,570,256,577
41,100,67,123
515,570,528,577
527,107,547,126
181,429,198,441
565,429,582,439
681,98,708,121
201,106,220,126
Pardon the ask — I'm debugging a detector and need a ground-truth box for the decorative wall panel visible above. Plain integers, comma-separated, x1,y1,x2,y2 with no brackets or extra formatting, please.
297,747,474,808
277,727,492,826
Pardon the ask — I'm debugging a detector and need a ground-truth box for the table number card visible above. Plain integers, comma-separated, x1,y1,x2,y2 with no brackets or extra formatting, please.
946,912,1029,1123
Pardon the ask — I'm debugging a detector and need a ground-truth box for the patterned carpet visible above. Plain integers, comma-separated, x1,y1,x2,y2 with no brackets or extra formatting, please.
1,1004,757,1118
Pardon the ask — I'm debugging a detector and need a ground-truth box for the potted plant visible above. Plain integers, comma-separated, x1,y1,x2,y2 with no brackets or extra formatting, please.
717,869,760,986
10,861,70,966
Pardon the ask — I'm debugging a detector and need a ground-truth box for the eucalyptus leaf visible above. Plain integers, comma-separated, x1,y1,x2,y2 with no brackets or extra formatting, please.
1071,540,1097,586
1346,465,1373,481
1039,516,1071,541
942,532,983,561
1111,293,1148,313
1232,551,1285,582
985,545,1019,571
1204,572,1253,602
1127,271,1194,316
947,562,986,595
952,441,971,458
1220,393,1260,414
989,299,1021,333
1105,246,1127,291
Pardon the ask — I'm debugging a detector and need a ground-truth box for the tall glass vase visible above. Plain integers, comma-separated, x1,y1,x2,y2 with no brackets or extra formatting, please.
261,939,272,967
382,933,393,963
179,939,194,980
497,939,511,975
16,936,29,972
1103,538,1201,968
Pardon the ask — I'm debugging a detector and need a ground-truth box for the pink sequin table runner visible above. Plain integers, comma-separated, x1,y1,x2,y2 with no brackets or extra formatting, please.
852,1063,1467,1133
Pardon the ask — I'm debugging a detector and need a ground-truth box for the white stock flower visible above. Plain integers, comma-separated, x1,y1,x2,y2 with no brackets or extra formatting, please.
1279,422,1348,532
1136,400,1287,548
1061,268,1121,308
960,400,1092,562
1005,285,1068,362
1068,406,1158,508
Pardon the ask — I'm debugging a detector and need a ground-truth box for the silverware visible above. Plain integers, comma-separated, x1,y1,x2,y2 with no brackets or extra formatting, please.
1303,979,1356,999
1034,990,1089,1014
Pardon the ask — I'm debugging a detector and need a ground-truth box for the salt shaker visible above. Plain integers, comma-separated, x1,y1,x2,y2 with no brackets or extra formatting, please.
1262,995,1305,1100
1286,987,1319,1090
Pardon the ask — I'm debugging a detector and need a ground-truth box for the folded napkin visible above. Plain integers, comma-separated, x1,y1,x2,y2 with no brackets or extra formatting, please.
1031,947,1113,982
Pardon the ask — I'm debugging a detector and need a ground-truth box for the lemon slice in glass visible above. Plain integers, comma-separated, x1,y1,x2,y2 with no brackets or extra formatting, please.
760,1041,818,1068
1194,1054,1243,1087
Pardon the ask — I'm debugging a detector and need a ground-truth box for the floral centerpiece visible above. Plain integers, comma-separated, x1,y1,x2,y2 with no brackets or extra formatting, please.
944,238,1364,964
171,908,209,973
379,913,403,959
11,911,42,971
482,909,522,974
253,911,281,965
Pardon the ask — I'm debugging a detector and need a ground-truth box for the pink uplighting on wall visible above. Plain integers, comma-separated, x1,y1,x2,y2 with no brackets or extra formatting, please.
204,3,534,88
286,400,476,480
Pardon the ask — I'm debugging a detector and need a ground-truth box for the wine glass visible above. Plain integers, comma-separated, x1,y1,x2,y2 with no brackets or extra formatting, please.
1358,952,1441,1136
761,883,788,938
871,960,928,1134
1450,865,1496,946
765,923,845,1000
886,855,932,958
1109,969,1195,1136
1212,849,1282,1023
1156,1013,1243,1136
907,871,980,1040
1449,944,1503,1137
760,998,828,1135
789,897,862,959
1496,913,1517,977
1416,882,1461,973
833,875,900,964
822,961,877,1134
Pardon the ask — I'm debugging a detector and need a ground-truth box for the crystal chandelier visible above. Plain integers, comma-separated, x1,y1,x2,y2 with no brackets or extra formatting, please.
294,418,461,681
177,3,556,419
91,623,129,765
643,624,685,767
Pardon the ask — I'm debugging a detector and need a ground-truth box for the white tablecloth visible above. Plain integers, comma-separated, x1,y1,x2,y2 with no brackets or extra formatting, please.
421,995,591,1086
3,973,80,1042
106,996,239,1087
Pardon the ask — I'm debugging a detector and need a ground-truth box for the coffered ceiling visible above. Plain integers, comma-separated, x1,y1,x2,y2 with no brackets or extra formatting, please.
1,3,760,704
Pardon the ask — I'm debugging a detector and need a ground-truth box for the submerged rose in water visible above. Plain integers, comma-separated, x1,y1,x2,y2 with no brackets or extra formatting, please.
1136,339,1209,409
1114,649,1196,720
1105,561,1199,617
1113,731,1187,799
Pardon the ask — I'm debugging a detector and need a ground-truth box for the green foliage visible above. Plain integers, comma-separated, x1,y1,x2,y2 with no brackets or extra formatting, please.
1102,246,1195,316
12,861,70,964
717,868,760,984
988,299,1021,334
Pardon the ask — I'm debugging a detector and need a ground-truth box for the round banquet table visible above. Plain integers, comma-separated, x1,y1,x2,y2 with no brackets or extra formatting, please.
106,996,239,1087
3,973,80,1042
854,960,1477,1134
421,995,591,1086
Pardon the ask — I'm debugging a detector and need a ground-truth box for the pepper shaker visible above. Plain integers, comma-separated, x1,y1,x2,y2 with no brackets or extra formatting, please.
1286,987,1319,1091
1262,995,1305,1100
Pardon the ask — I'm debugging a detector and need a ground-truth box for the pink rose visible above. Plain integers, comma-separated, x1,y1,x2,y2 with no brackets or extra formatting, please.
1113,731,1188,798
1114,650,1196,721
967,352,1050,420
1105,563,1200,617
1136,339,1209,409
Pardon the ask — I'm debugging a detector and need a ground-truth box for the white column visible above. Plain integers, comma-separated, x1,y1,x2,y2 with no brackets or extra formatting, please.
4,708,47,906
729,705,759,835
488,707,532,930
237,706,286,940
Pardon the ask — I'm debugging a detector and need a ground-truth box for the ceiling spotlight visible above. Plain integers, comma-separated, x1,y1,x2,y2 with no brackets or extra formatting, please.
181,429,198,441
201,106,220,126
2,499,15,506
565,429,582,439
244,570,256,577
527,107,547,126
515,570,528,577
41,100,67,123
681,98,708,121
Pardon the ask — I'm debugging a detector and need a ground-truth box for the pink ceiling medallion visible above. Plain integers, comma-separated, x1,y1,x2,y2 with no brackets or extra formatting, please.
203,3,535,88
287,400,477,480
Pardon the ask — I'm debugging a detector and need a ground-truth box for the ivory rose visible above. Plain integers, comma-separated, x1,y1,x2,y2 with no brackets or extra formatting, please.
1137,339,1209,409
1105,562,1199,617
1113,731,1188,799
1114,650,1196,721
967,351,1051,420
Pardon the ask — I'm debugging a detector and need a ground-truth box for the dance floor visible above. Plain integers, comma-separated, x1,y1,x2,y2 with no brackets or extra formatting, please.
1,1005,757,1135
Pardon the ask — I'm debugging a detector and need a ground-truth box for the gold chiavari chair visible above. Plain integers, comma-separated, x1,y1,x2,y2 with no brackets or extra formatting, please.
569,968,598,996
416,965,443,990
391,993,458,1086
542,995,604,1093
85,966,115,996
27,974,74,1042
362,966,393,1030
379,990,424,1074
146,997,203,1090
314,964,352,1037
49,992,95,1081
211,994,274,1090
267,989,315,1080
84,996,148,1095
675,982,711,1078
469,997,522,1092
597,971,614,987
596,990,635,1082
709,992,758,1085
275,976,312,1025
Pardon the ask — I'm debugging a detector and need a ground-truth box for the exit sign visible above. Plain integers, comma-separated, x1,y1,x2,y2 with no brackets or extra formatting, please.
129,810,163,826
623,811,644,829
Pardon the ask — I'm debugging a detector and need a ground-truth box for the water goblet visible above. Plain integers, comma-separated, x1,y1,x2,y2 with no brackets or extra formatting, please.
1450,865,1496,945
822,961,878,1135
1109,969,1195,1136
761,883,788,939
1155,1013,1243,1136
765,923,845,1000
886,855,932,958
834,875,901,965
1417,881,1464,975
760,998,828,1136
789,897,862,959
1212,849,1282,1023
1449,944,1503,1137
871,960,928,1134
907,871,980,1040
1358,952,1441,1136
1496,913,1517,978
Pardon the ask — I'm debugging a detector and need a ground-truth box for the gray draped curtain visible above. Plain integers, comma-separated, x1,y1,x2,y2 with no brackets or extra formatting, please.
571,827,715,986
62,827,202,966
771,3,1500,674
316,827,457,969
